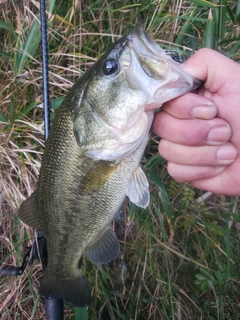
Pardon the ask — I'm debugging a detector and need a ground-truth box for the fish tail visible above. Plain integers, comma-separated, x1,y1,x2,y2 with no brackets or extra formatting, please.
39,269,92,307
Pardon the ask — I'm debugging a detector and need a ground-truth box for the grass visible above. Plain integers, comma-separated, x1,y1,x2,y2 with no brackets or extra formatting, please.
1,0,240,319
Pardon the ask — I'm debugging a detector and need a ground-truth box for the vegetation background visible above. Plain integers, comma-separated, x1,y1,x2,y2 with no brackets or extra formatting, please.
1,0,240,319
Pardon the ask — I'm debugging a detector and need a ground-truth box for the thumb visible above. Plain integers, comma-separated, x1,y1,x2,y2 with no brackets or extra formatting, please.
180,48,240,93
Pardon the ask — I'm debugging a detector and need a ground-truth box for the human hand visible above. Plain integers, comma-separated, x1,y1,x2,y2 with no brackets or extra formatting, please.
152,48,240,196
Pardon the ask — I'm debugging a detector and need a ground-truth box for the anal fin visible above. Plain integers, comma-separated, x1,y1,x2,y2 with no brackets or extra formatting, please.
85,226,120,264
18,192,42,229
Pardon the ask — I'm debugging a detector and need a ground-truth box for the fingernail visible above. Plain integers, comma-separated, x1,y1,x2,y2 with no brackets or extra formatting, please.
207,125,231,144
217,144,238,161
192,104,216,119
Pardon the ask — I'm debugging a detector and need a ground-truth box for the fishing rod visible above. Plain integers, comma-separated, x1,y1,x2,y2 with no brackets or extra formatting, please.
40,0,50,141
40,0,64,318
1,1,64,319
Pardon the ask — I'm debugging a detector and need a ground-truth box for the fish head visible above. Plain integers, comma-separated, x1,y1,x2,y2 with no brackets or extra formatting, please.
73,24,201,161
126,24,202,109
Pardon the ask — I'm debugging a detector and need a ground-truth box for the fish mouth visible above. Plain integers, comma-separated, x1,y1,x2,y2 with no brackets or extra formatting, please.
127,24,166,58
126,24,202,109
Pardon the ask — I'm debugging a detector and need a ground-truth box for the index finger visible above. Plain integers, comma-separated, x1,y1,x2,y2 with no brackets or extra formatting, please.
162,92,217,120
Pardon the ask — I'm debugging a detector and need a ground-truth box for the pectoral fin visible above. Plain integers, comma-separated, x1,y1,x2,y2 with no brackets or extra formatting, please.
81,160,117,195
126,166,150,208
18,192,42,229
85,226,120,264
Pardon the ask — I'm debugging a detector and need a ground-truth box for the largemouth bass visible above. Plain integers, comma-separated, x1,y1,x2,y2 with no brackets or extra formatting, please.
18,25,201,307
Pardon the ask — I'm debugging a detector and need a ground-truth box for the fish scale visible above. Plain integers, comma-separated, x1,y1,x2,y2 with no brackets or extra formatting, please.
37,94,145,287
18,24,201,306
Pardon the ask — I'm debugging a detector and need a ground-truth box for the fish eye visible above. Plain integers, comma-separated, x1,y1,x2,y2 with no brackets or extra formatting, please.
103,59,118,75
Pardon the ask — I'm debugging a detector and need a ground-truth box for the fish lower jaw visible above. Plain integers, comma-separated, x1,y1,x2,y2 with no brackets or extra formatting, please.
83,141,143,162
82,119,153,162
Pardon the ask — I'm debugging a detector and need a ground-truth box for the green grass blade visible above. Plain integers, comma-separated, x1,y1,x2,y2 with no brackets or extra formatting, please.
0,111,8,122
48,0,57,14
229,41,240,57
144,153,165,170
218,0,227,40
10,92,15,123
189,0,217,7
226,3,235,23
50,97,65,110
20,101,39,118
0,19,11,30
204,9,215,48
149,169,174,226
16,20,41,74
235,0,240,21
225,222,230,273
75,308,89,320
0,50,11,58
174,8,197,45
0,19,16,38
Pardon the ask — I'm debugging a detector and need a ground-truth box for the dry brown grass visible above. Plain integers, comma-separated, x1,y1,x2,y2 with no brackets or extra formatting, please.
1,0,240,319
